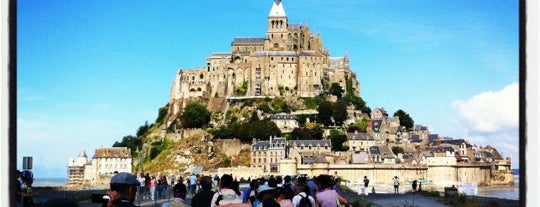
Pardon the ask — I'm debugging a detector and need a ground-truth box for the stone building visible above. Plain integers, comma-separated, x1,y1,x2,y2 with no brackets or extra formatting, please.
67,147,133,186
168,0,361,118
251,136,287,172
269,113,299,133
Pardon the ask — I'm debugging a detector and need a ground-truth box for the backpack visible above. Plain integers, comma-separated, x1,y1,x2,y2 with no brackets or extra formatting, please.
298,194,312,207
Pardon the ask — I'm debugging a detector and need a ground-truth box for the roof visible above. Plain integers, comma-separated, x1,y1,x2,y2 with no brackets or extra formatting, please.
347,132,372,140
289,140,331,148
78,150,87,158
329,57,345,66
269,114,298,120
93,147,131,159
288,23,302,30
269,0,287,17
378,145,396,159
252,137,287,151
254,51,298,57
312,155,329,163
232,37,266,44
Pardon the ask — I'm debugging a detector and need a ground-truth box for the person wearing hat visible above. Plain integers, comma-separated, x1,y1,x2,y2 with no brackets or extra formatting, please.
257,184,279,207
104,172,140,207
161,182,189,207
211,174,242,207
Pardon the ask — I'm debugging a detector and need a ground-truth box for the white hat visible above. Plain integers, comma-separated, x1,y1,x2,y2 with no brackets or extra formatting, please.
257,184,275,193
218,189,242,206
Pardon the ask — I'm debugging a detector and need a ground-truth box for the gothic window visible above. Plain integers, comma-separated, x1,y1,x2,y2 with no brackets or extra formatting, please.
200,74,204,79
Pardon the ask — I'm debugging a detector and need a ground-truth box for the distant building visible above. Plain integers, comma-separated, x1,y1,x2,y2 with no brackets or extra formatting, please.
67,147,133,186
168,0,361,122
251,136,287,172
269,113,299,133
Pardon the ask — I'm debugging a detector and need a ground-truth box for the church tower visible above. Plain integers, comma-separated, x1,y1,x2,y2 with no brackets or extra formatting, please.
266,0,288,51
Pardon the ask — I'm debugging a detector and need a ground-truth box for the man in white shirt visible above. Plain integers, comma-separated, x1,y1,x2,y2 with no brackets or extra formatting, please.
137,173,147,200
291,183,315,207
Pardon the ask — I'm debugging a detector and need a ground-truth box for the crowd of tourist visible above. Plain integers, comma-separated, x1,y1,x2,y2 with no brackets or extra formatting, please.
123,173,350,207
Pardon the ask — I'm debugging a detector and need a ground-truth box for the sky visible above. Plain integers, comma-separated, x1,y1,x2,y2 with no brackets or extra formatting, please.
17,0,519,178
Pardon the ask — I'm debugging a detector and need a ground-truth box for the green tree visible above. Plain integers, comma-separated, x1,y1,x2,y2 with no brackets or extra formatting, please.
347,118,369,133
317,100,333,126
136,121,151,137
113,135,142,155
332,101,348,126
291,127,312,140
181,102,211,128
328,129,348,151
209,126,234,139
394,109,414,129
392,146,404,155
155,104,169,124
329,83,345,99
250,111,260,122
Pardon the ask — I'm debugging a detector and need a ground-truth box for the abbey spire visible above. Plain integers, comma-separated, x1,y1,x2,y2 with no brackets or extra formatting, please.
269,0,286,17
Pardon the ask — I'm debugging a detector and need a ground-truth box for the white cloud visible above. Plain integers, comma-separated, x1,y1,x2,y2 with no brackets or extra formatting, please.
452,82,518,133
452,82,519,168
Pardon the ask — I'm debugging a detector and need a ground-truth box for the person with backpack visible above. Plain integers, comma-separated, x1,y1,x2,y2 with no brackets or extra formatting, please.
292,183,315,207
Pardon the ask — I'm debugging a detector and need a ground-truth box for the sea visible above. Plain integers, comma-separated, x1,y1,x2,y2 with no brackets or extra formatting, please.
476,169,520,201
33,169,520,200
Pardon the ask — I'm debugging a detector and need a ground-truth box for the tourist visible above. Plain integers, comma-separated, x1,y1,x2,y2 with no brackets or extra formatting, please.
161,176,169,198
196,174,202,193
363,176,369,188
137,173,146,201
189,174,198,197
306,177,317,197
160,182,189,207
276,186,295,207
292,183,315,207
392,176,400,194
371,187,376,194
211,174,242,207
20,170,36,207
314,174,349,207
243,179,258,203
103,172,140,207
247,179,262,205
213,174,220,191
171,174,177,186
150,176,158,200
282,175,295,192
257,184,279,207
412,180,418,193
145,173,151,199
191,176,215,207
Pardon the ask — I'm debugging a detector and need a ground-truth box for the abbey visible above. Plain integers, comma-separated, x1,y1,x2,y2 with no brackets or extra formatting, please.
169,0,360,101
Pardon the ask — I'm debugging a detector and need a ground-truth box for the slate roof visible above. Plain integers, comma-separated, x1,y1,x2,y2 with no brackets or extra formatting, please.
347,132,372,140
410,134,423,143
378,145,396,159
289,140,331,147
252,137,287,151
269,114,298,120
288,23,303,30
254,51,298,57
232,37,266,44
78,150,87,158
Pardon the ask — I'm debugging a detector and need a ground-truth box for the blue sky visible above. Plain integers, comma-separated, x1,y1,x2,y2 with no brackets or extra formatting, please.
17,0,519,178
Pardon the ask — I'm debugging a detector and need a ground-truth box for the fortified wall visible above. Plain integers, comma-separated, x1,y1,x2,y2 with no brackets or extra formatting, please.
203,157,509,192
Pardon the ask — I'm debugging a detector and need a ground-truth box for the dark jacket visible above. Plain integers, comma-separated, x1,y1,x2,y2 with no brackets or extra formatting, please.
191,189,215,207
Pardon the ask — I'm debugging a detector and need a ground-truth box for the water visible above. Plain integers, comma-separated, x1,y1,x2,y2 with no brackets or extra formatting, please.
32,178,66,187
476,170,519,201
